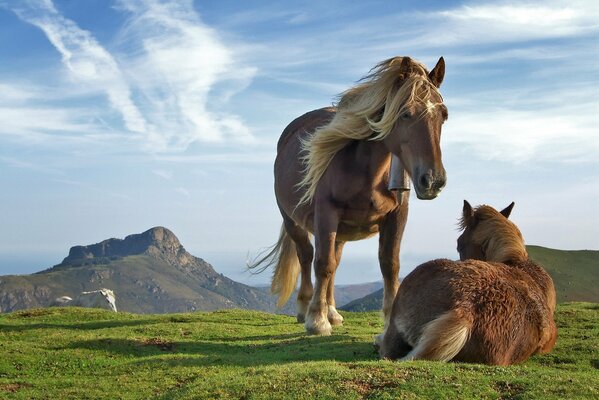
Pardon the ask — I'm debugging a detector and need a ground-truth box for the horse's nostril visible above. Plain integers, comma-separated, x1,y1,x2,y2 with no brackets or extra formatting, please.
419,174,431,189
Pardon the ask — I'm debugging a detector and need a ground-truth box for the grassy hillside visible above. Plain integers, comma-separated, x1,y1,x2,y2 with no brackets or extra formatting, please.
342,246,599,311
1,304,597,399
527,246,598,303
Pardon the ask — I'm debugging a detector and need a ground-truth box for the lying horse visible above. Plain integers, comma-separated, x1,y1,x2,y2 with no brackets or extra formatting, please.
377,201,557,365
52,288,117,312
251,56,448,335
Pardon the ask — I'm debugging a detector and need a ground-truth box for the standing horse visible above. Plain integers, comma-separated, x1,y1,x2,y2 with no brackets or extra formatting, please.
377,201,557,365
250,56,448,335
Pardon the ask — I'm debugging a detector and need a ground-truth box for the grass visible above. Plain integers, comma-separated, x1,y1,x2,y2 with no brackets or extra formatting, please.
0,303,597,399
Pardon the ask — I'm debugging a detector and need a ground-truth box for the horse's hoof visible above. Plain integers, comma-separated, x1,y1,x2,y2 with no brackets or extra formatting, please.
305,325,332,336
327,306,344,326
373,333,384,348
305,317,332,336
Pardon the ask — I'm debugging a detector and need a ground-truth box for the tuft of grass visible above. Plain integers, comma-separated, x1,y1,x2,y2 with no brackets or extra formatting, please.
0,303,597,399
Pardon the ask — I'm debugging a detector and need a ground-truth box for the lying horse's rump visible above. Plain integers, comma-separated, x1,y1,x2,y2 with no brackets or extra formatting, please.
378,201,557,365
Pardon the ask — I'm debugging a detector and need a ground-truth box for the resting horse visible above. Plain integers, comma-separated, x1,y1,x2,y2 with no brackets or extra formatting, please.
377,201,557,365
250,56,448,335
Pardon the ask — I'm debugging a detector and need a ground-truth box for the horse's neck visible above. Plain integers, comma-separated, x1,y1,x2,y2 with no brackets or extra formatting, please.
512,260,556,309
354,139,392,181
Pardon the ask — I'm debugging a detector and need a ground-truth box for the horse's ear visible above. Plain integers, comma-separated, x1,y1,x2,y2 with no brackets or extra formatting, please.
500,202,515,219
463,200,474,223
399,56,413,79
429,57,445,88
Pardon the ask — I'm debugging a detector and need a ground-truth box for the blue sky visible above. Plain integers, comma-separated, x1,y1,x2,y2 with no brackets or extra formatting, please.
0,0,597,284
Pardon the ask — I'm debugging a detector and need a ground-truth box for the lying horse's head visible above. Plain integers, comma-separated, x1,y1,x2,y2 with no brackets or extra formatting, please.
457,200,528,264
380,57,447,200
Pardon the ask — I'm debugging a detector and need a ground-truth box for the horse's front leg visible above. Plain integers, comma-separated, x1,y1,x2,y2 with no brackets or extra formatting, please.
305,206,339,335
326,241,346,326
378,197,409,326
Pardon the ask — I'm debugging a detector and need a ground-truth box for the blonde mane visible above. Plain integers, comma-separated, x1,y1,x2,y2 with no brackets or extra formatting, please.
461,205,528,264
296,56,443,206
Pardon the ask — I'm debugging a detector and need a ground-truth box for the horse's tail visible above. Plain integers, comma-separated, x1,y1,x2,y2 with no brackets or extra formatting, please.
402,310,472,362
248,224,300,308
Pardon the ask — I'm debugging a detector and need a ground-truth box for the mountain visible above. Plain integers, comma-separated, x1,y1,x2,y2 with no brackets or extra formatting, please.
341,245,599,312
0,227,295,314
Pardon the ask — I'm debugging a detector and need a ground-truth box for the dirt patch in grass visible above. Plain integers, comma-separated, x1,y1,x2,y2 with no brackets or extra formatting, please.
0,382,32,393
493,381,527,399
140,337,176,351
11,308,54,318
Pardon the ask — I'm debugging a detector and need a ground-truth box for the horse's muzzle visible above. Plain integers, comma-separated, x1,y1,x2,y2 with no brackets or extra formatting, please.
414,169,446,200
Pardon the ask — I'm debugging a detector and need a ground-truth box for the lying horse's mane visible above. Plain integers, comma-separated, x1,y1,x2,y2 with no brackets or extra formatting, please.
297,56,443,206
460,205,528,264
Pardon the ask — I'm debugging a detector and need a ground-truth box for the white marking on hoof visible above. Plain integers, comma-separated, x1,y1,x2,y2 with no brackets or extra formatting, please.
373,332,385,348
327,305,344,326
305,312,332,336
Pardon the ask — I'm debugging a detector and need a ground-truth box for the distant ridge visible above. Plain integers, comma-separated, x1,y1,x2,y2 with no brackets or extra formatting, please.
0,227,295,314
62,227,184,264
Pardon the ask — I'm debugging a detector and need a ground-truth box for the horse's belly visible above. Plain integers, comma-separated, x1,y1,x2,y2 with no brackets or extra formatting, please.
337,221,380,241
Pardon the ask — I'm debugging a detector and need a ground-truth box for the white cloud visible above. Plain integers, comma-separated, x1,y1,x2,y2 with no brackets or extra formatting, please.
152,169,172,180
115,0,256,150
7,0,147,134
2,0,256,153
444,103,599,163
0,106,97,144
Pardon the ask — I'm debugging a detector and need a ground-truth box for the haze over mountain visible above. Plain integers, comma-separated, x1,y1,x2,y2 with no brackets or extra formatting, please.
0,227,297,314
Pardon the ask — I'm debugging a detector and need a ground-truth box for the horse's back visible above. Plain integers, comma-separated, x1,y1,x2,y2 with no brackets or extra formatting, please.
276,107,336,152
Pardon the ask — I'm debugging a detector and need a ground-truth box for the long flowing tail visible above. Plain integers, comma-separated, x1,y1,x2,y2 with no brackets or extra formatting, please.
401,310,472,362
247,224,300,307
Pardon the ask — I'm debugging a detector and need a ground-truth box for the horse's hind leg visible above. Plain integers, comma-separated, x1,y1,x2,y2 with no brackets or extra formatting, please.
282,216,313,323
326,241,345,326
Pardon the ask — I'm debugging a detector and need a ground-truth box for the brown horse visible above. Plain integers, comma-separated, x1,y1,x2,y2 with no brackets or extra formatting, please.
377,201,557,365
250,56,448,335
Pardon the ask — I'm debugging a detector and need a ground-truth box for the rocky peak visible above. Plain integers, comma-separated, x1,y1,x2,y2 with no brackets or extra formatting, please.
62,227,187,265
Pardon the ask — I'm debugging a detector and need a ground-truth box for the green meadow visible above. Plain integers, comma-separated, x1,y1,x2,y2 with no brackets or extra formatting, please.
1,303,597,399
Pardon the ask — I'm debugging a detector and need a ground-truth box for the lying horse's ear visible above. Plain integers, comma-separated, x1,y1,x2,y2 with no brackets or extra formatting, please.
429,57,445,88
500,202,515,219
463,200,474,224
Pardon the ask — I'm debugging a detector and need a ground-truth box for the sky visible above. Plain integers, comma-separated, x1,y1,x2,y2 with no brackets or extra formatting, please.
0,0,597,285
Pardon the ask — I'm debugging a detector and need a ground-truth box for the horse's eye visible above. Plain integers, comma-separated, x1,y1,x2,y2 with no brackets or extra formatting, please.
400,111,412,121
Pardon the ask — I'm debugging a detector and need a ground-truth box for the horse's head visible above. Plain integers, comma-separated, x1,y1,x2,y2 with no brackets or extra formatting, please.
99,289,118,312
457,200,527,263
382,57,447,200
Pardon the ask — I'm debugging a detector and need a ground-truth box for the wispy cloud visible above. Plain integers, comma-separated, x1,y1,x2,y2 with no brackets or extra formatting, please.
435,1,599,44
7,0,146,133
445,101,599,164
115,0,256,150
152,169,173,180
1,0,256,152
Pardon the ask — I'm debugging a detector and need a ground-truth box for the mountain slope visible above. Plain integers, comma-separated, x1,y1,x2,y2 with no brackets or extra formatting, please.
341,245,599,311
0,227,294,314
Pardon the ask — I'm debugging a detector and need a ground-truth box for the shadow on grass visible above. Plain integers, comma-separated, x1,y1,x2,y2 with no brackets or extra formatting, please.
61,333,379,367
0,319,161,332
